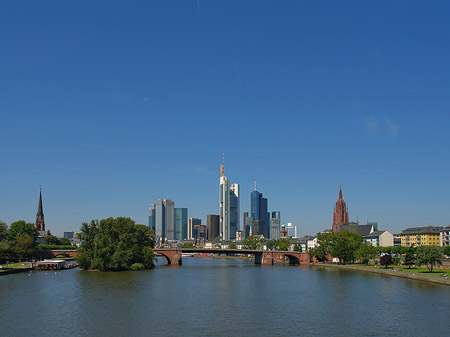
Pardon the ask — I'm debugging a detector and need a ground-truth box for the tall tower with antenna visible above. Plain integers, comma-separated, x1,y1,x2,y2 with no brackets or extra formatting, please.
219,154,239,240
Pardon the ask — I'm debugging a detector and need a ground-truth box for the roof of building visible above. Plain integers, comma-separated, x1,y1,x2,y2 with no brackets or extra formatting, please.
400,226,444,234
364,230,391,238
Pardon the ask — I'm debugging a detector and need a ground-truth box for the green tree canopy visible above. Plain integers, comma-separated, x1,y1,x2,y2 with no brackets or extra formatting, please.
0,221,8,242
58,237,72,246
443,246,450,258
356,242,377,265
15,235,36,261
76,217,155,271
9,221,38,239
403,245,416,268
242,236,264,250
318,230,362,264
45,235,61,245
266,238,290,251
416,245,443,272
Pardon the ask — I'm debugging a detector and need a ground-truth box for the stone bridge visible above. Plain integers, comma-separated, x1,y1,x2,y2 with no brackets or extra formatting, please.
154,248,310,266
36,249,79,259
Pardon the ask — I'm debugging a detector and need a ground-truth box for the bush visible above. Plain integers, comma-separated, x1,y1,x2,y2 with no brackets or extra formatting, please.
130,263,145,271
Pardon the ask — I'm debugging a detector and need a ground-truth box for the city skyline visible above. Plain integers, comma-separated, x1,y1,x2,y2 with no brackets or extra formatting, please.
2,2,450,235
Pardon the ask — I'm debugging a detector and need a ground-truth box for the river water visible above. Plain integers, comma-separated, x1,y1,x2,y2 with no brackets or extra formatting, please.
1,257,449,336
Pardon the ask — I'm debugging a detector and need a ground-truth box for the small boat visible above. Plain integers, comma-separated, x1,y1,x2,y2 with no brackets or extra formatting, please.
182,253,193,257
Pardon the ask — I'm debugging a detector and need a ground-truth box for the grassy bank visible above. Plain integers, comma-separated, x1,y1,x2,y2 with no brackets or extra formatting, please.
0,262,32,275
312,263,450,286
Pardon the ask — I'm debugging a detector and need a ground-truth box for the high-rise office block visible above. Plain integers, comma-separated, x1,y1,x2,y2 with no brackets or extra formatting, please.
207,215,220,240
188,218,201,240
149,204,156,232
250,183,270,238
219,155,240,240
149,199,176,240
174,208,188,240
270,211,281,239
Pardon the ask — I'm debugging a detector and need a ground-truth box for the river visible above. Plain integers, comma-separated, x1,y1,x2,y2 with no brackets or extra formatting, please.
1,257,449,336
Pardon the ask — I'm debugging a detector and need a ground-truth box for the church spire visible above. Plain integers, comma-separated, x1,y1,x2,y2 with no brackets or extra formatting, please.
339,184,342,199
35,186,45,232
37,185,44,217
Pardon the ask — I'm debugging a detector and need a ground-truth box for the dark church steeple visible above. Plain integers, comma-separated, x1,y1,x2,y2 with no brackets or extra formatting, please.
35,186,45,232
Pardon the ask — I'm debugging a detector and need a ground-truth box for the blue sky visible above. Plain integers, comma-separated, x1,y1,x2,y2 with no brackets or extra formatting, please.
1,1,450,237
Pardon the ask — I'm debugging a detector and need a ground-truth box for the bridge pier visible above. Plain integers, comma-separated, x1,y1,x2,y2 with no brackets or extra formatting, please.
155,250,183,265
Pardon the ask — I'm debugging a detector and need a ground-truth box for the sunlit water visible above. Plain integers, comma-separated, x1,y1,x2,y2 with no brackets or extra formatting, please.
1,257,449,336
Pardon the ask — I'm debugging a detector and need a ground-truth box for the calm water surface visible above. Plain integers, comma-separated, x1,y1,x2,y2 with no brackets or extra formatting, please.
1,258,449,336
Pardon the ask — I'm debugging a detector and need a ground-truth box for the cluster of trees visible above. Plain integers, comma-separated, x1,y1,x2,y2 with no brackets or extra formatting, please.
309,230,448,271
242,236,265,250
0,220,38,262
0,220,78,263
76,217,155,271
266,238,291,251
309,231,365,264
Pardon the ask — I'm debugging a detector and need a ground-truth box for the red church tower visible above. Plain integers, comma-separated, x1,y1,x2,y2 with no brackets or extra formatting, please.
332,185,348,232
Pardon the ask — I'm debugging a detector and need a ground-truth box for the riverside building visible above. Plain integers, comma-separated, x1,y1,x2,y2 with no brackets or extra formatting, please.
397,226,443,247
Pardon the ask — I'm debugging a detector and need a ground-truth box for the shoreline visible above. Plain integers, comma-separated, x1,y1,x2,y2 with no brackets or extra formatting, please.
311,263,450,286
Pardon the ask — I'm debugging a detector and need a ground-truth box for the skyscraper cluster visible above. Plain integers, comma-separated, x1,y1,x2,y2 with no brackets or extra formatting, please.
149,199,188,241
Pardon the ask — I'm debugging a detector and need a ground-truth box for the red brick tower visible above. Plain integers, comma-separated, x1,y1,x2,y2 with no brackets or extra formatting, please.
332,185,348,232
35,186,45,232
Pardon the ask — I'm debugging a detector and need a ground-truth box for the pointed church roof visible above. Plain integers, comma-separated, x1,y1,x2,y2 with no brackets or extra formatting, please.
37,186,44,217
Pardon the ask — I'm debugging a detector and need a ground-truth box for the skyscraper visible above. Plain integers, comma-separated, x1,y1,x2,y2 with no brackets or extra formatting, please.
270,211,281,240
250,182,270,238
207,215,220,240
149,199,176,240
174,208,188,240
219,155,240,240
332,185,349,232
188,218,201,240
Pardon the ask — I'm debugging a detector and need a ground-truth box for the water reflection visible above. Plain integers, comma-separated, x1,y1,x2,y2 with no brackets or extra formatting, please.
0,258,449,336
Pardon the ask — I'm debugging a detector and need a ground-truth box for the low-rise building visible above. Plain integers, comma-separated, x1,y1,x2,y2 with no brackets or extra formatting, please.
363,230,394,247
440,225,450,247
397,226,443,247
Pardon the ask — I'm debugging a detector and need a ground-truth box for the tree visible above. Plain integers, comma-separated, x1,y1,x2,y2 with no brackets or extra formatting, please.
403,246,416,268
242,236,263,250
181,242,195,248
356,242,377,265
266,239,277,251
277,239,290,251
15,235,36,261
0,221,8,241
76,217,155,271
0,240,14,263
59,238,72,246
443,246,450,258
380,254,392,268
9,221,38,239
331,231,362,264
416,245,443,272
229,243,237,249
309,246,327,262
45,235,61,245
293,243,302,252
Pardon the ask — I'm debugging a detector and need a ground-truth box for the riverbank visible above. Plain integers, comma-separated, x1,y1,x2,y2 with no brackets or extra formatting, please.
311,263,450,286
0,263,32,276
